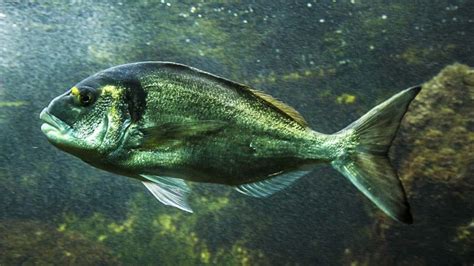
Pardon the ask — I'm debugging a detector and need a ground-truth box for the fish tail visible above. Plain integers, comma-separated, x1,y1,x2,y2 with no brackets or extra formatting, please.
331,86,421,223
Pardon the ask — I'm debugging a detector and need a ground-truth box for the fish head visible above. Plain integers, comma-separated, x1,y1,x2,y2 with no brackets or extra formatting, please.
40,75,132,160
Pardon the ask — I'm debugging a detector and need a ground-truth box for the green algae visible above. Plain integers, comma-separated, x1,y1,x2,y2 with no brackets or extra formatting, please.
0,101,27,107
336,93,357,104
0,220,118,265
52,190,268,265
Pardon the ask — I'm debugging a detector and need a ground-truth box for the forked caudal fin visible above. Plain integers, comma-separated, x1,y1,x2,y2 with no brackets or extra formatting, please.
332,86,421,224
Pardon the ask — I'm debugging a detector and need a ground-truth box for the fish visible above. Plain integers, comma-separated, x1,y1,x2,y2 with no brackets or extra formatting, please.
40,61,420,224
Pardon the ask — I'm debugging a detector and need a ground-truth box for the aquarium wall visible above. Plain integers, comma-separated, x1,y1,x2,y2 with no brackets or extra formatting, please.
0,1,473,265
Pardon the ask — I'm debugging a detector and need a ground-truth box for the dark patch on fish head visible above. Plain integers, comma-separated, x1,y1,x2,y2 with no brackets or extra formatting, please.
93,64,148,123
123,79,147,123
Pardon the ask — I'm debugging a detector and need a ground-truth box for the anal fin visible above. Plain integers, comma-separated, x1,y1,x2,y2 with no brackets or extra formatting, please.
141,174,193,213
235,170,310,198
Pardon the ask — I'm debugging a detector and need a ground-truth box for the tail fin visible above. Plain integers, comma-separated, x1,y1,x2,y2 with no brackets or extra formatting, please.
332,86,421,224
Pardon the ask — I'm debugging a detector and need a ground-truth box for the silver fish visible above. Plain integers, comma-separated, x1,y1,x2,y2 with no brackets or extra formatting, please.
40,62,420,223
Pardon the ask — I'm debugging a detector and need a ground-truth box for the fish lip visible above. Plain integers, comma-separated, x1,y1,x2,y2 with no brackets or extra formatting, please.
39,108,71,134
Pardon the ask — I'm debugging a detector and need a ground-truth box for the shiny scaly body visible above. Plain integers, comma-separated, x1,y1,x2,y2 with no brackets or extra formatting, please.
107,64,330,184
40,62,419,223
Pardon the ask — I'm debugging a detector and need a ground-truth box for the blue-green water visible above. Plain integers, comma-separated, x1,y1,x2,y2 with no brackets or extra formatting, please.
0,1,473,265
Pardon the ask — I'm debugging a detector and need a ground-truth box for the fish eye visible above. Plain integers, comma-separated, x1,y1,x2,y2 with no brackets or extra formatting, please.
71,86,95,107
79,93,93,106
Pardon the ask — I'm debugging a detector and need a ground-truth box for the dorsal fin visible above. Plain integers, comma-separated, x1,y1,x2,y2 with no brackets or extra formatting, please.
248,88,308,127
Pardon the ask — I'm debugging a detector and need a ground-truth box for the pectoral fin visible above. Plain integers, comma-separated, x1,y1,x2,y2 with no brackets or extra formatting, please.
140,120,227,149
141,174,193,212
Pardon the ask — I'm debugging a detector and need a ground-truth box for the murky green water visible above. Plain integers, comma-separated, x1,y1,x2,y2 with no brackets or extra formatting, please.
1,1,473,265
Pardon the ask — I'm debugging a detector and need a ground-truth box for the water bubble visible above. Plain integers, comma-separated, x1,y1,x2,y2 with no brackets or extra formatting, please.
369,45,375,50
190,6,196,13
446,5,459,11
381,14,387,20
319,19,325,23
243,20,248,24
0,13,6,19
307,3,312,7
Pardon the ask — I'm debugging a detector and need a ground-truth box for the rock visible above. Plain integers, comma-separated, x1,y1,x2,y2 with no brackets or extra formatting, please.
343,63,474,265
397,63,473,188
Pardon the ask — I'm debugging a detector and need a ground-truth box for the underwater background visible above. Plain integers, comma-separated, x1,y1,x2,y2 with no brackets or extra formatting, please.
0,1,473,265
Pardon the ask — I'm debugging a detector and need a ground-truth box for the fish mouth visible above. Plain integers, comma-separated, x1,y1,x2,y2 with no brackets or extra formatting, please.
40,108,71,136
